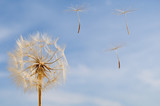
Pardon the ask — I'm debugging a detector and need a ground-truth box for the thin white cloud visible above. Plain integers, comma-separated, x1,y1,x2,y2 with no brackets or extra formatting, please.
0,72,8,78
43,90,121,106
0,54,7,63
68,64,128,83
0,27,13,40
0,89,121,106
106,0,112,6
0,26,21,41
138,71,160,88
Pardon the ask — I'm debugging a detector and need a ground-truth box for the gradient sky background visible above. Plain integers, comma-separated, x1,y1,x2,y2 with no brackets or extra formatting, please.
0,0,160,106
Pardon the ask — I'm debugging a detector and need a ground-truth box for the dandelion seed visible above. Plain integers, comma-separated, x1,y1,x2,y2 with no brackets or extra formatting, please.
105,45,124,69
67,5,86,34
8,33,68,106
113,9,135,35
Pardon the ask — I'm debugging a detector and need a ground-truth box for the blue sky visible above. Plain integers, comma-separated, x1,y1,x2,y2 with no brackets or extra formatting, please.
1,0,160,106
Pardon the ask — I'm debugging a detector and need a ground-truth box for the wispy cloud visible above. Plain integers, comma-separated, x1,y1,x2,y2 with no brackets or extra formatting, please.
0,72,8,78
0,89,121,106
42,90,122,106
0,54,6,63
69,64,127,81
0,26,16,40
106,0,112,6
138,70,160,88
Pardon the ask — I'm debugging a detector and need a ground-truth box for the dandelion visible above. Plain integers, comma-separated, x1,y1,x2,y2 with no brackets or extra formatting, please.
8,32,68,106
105,45,124,69
68,5,85,34
113,9,135,35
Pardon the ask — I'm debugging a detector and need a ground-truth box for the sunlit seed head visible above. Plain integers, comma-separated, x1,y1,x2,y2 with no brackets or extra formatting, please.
105,44,125,69
67,5,86,12
105,44,124,52
8,32,68,91
113,9,135,35
113,9,135,15
67,5,87,34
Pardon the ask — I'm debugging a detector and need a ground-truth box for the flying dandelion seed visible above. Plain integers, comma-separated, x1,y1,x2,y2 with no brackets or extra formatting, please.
113,9,135,35
67,5,86,34
8,32,68,106
105,45,124,69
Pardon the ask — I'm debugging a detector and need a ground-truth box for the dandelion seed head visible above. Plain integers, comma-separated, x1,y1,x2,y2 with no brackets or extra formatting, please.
113,9,135,15
8,33,68,91
105,44,124,52
68,5,86,12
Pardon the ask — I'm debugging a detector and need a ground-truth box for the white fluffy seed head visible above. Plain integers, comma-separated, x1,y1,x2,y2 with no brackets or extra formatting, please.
8,32,68,91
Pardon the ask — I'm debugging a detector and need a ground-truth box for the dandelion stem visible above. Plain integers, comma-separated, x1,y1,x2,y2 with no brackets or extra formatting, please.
38,85,41,106
125,14,130,35
38,73,42,106
77,12,80,33
115,50,120,69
